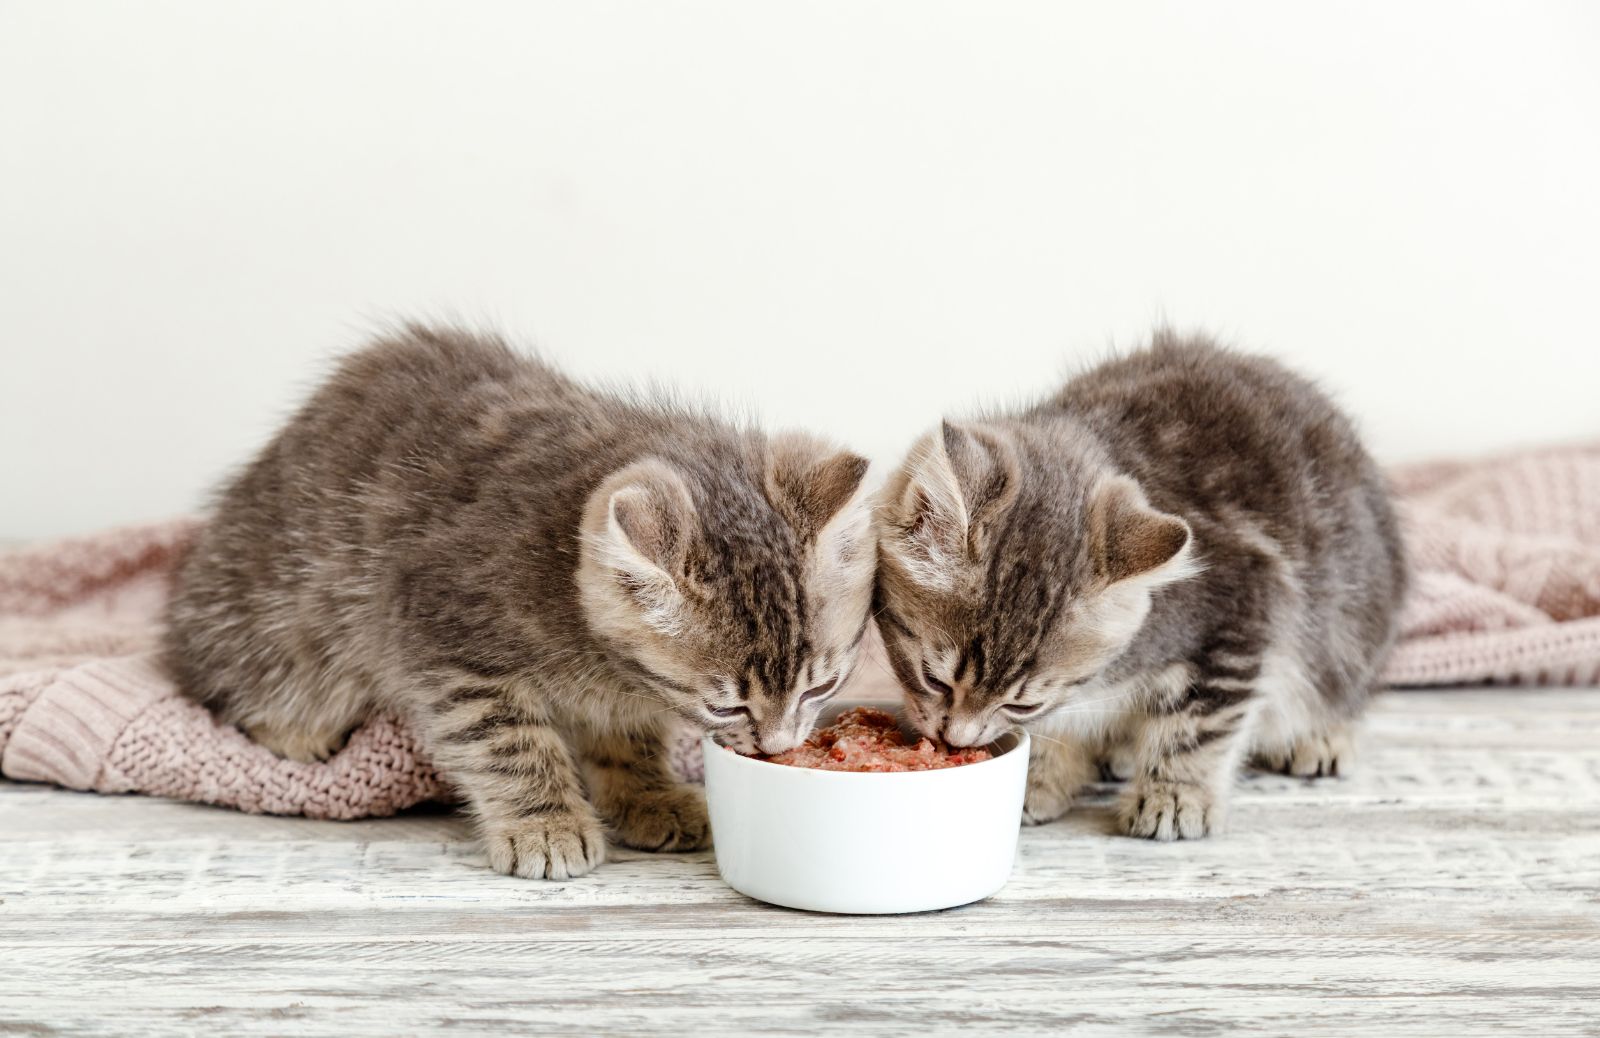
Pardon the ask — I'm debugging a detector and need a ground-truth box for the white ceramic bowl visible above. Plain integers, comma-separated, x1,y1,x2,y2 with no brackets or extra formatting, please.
702,700,1029,914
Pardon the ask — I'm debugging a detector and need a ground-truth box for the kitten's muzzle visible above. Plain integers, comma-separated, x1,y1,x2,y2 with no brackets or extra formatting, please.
941,714,1001,748
755,730,805,756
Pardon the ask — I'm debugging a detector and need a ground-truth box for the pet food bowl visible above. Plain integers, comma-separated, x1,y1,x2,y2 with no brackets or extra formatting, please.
702,700,1029,914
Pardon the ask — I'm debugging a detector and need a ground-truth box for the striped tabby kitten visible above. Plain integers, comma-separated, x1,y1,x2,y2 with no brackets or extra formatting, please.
165,326,874,878
873,332,1405,839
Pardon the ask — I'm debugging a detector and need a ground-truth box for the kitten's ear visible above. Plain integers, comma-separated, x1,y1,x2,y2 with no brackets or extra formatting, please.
1091,476,1194,586
589,459,699,633
765,433,872,542
892,421,1019,561
939,421,1020,550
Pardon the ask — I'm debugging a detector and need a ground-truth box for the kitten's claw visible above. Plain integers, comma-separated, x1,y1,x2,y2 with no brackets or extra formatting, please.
486,809,608,879
1120,780,1219,841
609,785,711,852
1254,728,1354,778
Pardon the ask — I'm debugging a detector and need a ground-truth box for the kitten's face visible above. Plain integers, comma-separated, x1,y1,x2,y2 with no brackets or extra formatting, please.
874,422,1194,748
579,435,875,754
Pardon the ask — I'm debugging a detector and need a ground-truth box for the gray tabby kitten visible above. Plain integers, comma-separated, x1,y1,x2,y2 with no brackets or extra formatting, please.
165,326,874,878
873,331,1405,840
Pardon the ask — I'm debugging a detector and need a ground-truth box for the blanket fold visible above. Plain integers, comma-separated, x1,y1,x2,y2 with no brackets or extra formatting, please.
1384,442,1600,685
3,442,1598,818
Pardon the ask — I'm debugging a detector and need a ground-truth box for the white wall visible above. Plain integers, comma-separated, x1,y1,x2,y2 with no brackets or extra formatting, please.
3,1,1597,538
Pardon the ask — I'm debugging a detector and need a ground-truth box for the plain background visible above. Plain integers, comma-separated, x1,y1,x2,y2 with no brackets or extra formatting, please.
2,1,1597,539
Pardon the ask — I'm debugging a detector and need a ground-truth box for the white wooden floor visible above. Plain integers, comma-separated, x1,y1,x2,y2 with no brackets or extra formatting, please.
3,688,1598,1036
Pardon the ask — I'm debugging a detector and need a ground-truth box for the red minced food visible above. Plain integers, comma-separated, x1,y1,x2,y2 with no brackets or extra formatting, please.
750,706,993,772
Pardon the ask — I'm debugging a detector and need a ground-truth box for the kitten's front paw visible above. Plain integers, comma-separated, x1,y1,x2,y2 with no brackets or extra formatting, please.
610,785,711,852
1120,780,1220,841
485,809,607,879
1022,770,1074,825
243,721,347,763
1023,735,1097,824
1098,746,1138,783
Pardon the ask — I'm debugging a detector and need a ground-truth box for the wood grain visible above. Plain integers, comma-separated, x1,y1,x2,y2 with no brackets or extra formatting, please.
3,688,1598,1036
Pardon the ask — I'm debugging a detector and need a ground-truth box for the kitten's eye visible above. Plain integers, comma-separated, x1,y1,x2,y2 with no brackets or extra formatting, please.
799,677,839,705
921,669,954,698
707,705,750,720
1002,701,1047,718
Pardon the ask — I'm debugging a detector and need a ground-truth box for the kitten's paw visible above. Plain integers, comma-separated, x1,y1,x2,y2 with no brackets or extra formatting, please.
1254,728,1354,778
1022,771,1075,825
1097,746,1138,783
1024,735,1096,824
243,721,347,763
1120,780,1221,841
610,785,711,852
485,809,607,879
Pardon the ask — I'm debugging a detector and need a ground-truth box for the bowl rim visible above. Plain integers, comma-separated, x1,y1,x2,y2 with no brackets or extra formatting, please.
701,700,1029,780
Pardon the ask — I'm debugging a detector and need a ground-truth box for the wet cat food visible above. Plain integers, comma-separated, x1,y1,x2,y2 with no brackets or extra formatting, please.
754,706,993,772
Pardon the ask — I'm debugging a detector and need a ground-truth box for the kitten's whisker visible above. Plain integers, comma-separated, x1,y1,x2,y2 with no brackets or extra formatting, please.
1044,708,1134,717
607,687,664,705
865,650,900,685
1059,690,1138,711
1024,730,1072,750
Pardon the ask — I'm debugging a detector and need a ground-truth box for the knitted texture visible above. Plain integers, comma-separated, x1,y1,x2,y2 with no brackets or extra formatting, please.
2,441,1597,817
1385,442,1600,685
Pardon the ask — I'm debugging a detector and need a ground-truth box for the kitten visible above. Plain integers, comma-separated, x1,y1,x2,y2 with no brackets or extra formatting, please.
873,331,1405,840
165,326,874,878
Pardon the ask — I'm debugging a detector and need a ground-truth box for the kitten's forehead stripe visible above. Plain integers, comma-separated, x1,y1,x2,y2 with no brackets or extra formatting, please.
955,632,985,684
746,558,806,696
967,492,1075,697
689,456,817,700
969,633,987,682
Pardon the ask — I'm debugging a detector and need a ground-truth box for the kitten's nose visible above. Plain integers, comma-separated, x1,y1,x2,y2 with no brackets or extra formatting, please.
941,716,986,748
756,728,803,755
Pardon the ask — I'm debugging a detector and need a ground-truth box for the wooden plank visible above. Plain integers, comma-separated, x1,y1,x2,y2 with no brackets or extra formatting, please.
2,688,1598,1036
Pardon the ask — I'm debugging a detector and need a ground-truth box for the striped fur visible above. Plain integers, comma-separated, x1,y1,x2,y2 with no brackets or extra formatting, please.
875,331,1406,840
165,326,874,878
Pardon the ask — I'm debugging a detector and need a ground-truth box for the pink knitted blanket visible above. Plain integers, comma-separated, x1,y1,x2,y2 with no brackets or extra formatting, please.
1383,442,1600,686
3,442,1598,818
0,519,451,819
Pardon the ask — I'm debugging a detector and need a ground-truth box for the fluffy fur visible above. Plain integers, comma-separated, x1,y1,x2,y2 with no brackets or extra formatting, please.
874,331,1405,840
165,326,874,877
